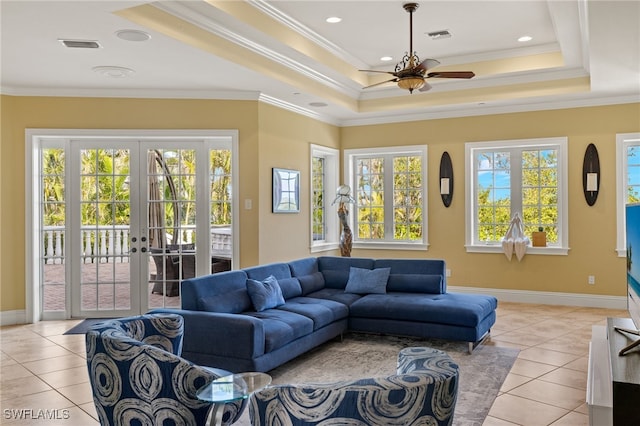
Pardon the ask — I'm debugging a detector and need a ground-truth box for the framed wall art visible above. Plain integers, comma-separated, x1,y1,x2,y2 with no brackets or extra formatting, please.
272,168,300,213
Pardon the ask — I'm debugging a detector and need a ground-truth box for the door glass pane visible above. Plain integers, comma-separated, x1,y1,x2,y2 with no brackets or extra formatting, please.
210,149,233,273
79,148,131,312
42,148,66,312
148,148,197,309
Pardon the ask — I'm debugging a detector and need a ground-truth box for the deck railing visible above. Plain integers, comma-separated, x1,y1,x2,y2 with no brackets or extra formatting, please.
43,225,231,264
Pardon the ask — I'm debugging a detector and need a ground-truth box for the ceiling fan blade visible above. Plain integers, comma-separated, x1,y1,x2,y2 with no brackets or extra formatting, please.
415,58,441,72
363,78,399,89
359,69,398,75
418,81,432,92
427,71,476,79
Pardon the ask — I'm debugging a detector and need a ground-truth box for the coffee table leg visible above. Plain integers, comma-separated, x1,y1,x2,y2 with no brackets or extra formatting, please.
206,403,226,426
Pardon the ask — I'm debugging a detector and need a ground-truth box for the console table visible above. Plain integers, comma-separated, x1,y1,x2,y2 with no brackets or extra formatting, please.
587,318,640,425
196,372,271,426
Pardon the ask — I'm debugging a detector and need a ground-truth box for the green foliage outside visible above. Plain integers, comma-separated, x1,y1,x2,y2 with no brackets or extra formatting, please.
42,148,232,241
477,149,559,243
356,155,422,241
311,157,325,241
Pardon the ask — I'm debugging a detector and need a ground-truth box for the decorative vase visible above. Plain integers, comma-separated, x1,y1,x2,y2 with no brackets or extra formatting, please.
337,203,352,257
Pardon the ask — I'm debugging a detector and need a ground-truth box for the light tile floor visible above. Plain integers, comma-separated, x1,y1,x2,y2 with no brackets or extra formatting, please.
0,302,630,425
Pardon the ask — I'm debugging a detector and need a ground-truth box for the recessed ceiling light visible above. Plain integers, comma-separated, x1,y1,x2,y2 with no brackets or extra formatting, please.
518,35,533,42
380,56,393,62
309,102,328,108
326,17,342,23
92,66,135,78
116,29,151,42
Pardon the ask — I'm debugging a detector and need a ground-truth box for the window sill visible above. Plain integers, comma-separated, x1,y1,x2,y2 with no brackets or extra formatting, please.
465,244,569,256
353,241,429,251
310,242,339,253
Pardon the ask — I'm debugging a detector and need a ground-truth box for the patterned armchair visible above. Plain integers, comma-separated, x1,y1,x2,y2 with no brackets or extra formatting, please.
249,346,459,426
85,313,245,425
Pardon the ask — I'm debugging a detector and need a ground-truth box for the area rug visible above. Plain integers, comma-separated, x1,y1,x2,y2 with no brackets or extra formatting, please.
233,333,519,426
63,318,116,335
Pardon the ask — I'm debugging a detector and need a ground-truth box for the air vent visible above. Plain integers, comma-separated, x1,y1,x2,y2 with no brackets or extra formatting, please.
59,39,101,49
426,30,452,40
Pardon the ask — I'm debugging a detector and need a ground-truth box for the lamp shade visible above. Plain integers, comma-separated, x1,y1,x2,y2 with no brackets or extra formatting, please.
397,77,425,93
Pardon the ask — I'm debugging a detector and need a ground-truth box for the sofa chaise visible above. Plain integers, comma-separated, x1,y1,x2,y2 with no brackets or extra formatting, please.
151,256,497,373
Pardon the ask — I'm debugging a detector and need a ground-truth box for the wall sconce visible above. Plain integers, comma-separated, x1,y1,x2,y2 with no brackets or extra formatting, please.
439,151,453,207
582,143,600,206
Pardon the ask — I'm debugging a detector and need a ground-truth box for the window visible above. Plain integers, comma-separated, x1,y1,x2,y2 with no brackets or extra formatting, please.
310,145,339,251
465,137,568,254
344,146,428,249
616,133,640,256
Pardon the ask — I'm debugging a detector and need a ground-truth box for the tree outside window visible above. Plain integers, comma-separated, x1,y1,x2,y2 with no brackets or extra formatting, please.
467,137,568,254
346,146,427,249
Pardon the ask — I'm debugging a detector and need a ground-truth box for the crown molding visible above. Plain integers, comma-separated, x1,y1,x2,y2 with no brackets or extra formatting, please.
154,2,360,98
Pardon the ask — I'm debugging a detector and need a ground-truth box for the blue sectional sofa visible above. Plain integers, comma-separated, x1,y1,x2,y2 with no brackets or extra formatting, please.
151,256,497,373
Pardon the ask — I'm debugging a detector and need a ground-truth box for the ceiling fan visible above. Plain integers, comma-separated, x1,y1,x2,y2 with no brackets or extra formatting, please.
360,2,475,94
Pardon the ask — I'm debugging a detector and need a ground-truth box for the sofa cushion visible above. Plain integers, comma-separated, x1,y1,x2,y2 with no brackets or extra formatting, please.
243,310,314,352
297,272,325,295
183,270,251,313
345,267,391,294
247,276,286,312
349,292,497,328
276,277,304,300
288,257,319,276
386,274,443,294
277,297,349,330
306,288,363,307
197,288,253,314
245,263,302,299
245,262,292,279
374,259,447,293
318,257,375,289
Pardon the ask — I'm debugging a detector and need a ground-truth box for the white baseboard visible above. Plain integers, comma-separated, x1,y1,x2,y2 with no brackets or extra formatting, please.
448,286,627,310
0,310,27,326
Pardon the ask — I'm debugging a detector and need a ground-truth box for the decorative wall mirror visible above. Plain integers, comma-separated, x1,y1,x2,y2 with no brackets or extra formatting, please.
272,168,300,213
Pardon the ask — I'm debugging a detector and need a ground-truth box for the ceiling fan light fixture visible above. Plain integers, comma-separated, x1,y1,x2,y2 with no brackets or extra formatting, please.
397,76,425,93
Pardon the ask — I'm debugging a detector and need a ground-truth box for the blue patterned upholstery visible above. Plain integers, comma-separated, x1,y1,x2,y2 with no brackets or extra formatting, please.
85,313,245,425
249,346,459,425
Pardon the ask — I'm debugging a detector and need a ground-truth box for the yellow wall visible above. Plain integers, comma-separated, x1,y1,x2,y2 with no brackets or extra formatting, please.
257,103,341,263
1,95,638,314
341,104,640,296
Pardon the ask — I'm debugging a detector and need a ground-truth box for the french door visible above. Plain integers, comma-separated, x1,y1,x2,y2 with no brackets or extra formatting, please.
33,130,236,320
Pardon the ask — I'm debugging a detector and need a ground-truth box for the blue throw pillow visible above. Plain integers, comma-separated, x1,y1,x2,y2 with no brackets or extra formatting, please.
344,267,391,294
246,275,285,312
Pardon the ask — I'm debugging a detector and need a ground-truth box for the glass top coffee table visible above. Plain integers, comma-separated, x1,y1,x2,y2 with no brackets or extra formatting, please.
196,372,271,426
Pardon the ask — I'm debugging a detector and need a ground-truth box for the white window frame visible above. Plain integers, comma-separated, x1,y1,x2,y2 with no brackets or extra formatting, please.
310,144,340,252
616,132,640,257
465,137,569,255
344,145,428,251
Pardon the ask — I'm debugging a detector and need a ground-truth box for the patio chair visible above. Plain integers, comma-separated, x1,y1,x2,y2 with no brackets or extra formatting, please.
85,313,246,425
149,248,180,296
150,244,195,296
